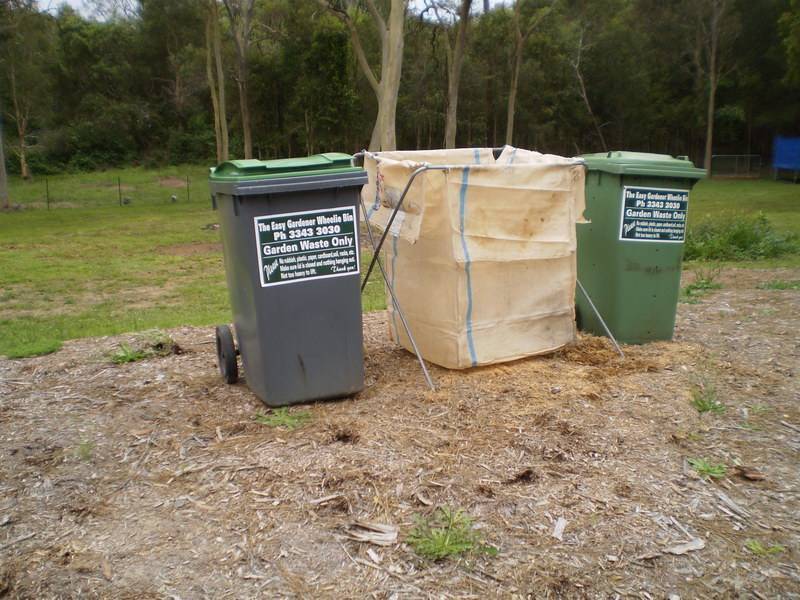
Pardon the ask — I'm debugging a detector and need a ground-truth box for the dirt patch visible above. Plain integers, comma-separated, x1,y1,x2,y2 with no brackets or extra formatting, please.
159,242,222,256
0,280,182,320
0,267,798,597
159,177,187,189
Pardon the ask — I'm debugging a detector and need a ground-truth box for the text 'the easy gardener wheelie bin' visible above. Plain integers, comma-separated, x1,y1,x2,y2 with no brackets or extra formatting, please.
576,151,705,344
209,153,368,406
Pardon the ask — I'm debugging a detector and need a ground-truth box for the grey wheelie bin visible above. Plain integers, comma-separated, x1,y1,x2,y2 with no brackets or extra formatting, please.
209,153,368,406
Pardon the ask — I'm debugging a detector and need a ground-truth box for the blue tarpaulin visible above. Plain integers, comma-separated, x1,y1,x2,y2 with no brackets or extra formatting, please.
773,136,800,171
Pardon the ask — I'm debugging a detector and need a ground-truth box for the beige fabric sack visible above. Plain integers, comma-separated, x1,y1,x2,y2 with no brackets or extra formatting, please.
362,147,586,369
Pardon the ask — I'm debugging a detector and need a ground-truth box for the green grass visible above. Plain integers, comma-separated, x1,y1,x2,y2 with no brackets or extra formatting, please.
757,279,800,290
407,507,497,561
745,539,785,556
6,164,205,209
689,179,800,234
0,165,386,358
0,173,796,358
254,408,312,430
687,179,800,268
688,457,727,479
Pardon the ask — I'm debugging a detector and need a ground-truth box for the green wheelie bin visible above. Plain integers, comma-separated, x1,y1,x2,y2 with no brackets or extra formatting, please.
209,153,368,406
576,151,705,344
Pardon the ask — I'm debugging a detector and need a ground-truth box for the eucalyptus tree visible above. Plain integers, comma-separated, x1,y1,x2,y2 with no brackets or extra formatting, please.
0,1,55,178
506,0,556,145
204,0,229,162
223,0,256,158
425,0,474,148
321,0,409,151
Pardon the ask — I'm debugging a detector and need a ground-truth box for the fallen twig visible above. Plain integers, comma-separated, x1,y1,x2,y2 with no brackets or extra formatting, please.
0,531,36,552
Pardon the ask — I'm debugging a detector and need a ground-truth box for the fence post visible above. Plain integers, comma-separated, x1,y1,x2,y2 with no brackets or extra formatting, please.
46,176,50,210
118,177,122,206
186,174,190,203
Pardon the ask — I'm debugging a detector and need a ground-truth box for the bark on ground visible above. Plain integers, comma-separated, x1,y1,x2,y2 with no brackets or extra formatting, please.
0,267,797,598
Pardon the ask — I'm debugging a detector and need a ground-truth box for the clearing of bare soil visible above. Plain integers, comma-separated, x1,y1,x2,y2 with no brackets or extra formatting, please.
0,267,798,599
159,177,188,189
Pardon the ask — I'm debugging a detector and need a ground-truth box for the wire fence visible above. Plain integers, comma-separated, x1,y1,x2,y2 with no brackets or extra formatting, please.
5,169,210,210
710,154,762,178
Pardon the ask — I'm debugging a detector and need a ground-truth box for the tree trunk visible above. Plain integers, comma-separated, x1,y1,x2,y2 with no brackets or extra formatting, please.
573,30,608,152
18,136,28,180
0,113,9,210
212,4,229,161
237,58,253,158
324,0,405,152
380,3,404,151
506,35,523,145
703,2,721,173
505,1,553,146
223,0,254,159
369,101,384,151
444,0,473,149
205,1,229,162
704,78,716,173
8,64,30,179
205,12,223,163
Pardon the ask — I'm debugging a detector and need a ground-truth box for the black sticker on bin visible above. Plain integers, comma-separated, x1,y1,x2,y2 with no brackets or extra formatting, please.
619,186,688,243
254,206,359,287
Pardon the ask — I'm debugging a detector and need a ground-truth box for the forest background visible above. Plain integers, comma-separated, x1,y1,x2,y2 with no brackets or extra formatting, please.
1,0,799,180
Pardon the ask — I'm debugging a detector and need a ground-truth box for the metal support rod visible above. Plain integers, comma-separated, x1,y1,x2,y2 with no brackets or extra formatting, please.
45,177,50,210
360,162,449,292
360,195,436,391
576,279,624,358
118,177,122,207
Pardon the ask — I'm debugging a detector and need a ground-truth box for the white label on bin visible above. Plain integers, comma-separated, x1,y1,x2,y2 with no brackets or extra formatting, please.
253,206,359,287
619,186,689,243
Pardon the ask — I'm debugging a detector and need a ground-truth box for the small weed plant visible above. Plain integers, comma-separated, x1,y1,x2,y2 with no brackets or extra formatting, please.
684,213,798,261
76,440,94,461
111,343,150,364
691,381,725,414
745,539,785,556
255,408,311,430
681,265,722,303
110,330,179,364
688,457,727,479
407,507,498,561
757,279,800,290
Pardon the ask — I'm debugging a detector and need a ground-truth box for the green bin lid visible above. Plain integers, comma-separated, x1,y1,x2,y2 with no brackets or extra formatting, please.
210,152,361,182
581,151,706,179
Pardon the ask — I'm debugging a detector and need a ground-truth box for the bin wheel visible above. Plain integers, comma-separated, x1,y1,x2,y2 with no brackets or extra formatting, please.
215,325,238,384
